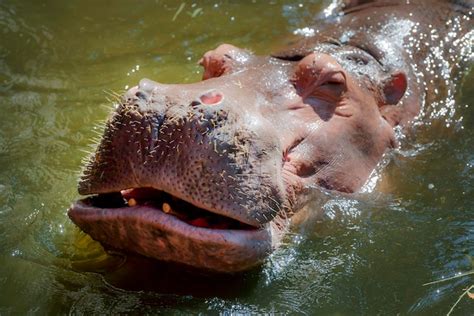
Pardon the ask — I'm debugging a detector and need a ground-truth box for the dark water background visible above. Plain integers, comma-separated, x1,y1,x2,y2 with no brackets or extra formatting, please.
0,0,473,314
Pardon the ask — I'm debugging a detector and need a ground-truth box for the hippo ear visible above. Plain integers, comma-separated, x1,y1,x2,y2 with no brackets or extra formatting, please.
382,71,407,105
380,71,412,126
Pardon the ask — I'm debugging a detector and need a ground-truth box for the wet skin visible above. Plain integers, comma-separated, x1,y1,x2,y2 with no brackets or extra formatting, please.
68,0,473,272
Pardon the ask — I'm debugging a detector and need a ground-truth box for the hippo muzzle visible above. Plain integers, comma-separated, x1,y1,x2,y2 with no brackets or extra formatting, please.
69,46,299,272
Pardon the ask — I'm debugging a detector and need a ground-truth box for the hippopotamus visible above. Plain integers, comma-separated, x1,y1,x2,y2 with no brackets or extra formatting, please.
68,0,473,272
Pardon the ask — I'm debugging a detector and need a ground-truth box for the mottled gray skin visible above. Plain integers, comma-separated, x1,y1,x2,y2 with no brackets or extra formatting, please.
69,0,472,272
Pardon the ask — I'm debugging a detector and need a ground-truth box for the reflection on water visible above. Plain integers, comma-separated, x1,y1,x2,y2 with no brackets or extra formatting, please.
0,0,472,314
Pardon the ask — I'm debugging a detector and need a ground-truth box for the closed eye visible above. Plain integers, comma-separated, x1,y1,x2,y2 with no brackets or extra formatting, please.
317,83,345,97
317,71,347,96
322,80,345,86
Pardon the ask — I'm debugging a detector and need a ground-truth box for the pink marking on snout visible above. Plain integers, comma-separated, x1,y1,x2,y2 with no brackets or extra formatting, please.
200,91,223,105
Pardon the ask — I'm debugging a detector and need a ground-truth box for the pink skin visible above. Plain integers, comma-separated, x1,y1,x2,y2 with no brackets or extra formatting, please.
283,52,400,194
69,43,407,272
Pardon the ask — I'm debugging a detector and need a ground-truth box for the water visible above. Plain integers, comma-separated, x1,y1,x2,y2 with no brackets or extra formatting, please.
0,0,473,314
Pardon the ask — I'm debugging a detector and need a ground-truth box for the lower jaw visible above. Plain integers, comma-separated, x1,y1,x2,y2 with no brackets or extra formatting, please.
68,200,274,273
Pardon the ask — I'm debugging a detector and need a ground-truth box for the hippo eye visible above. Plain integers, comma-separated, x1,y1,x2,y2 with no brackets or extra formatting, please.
317,71,347,96
293,58,347,99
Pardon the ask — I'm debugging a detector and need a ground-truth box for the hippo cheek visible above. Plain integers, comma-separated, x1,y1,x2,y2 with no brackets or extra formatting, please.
280,118,373,196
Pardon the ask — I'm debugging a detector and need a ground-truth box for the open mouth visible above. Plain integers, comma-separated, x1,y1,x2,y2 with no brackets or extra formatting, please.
68,187,274,272
81,187,258,231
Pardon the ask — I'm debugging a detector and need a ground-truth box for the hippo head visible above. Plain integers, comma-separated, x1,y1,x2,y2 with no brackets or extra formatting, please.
69,43,407,272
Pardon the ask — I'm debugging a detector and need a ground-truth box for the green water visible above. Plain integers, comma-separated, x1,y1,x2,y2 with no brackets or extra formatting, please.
0,0,473,314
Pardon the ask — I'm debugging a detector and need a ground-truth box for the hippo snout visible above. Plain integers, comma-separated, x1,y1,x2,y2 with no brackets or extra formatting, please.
79,77,287,229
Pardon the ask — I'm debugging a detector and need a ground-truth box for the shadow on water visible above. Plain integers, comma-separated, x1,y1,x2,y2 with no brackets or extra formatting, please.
71,252,261,298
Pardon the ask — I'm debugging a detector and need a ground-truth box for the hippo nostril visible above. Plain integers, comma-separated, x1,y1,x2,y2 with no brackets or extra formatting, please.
200,90,223,105
135,90,148,100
